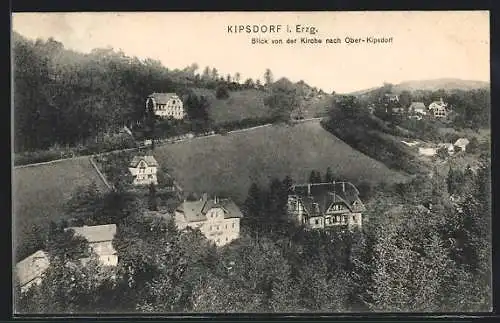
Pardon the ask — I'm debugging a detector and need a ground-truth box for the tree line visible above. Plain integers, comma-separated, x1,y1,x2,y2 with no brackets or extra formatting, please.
13,32,279,155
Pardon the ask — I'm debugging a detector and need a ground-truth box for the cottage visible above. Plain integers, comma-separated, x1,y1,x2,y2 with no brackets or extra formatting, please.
128,155,159,186
287,182,365,230
384,93,400,103
438,143,455,155
174,194,243,246
146,92,185,119
428,98,448,118
15,250,50,293
418,147,437,156
408,102,427,116
454,138,470,152
66,224,118,267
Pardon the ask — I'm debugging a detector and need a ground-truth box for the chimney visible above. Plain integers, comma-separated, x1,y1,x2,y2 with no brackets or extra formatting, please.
214,195,218,204
307,184,311,195
201,193,208,201
342,182,345,192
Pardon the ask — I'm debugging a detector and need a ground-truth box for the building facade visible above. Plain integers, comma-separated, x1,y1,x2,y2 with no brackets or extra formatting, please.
454,138,470,152
428,98,448,118
174,194,243,246
146,93,185,119
67,224,118,267
287,182,365,230
128,155,159,186
16,250,50,293
408,102,427,116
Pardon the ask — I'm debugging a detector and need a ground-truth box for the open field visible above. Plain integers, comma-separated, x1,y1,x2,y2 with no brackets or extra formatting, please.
192,88,332,123
13,157,109,260
191,88,271,123
152,120,409,204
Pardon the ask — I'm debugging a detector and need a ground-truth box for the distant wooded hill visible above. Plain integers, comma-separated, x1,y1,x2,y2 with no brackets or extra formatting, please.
346,78,489,96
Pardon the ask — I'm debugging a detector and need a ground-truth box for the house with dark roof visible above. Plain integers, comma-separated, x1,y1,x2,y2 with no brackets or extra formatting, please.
66,224,118,267
174,193,243,246
146,92,185,119
428,98,449,118
454,138,470,152
287,182,365,230
128,155,159,186
408,102,427,116
15,250,50,293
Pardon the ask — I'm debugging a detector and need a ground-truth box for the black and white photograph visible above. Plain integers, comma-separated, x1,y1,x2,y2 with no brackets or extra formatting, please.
12,11,491,314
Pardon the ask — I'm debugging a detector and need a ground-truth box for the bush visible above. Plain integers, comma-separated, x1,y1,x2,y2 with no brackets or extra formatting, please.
215,85,230,99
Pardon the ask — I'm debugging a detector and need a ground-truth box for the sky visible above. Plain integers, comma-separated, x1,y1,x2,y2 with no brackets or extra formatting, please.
12,11,490,93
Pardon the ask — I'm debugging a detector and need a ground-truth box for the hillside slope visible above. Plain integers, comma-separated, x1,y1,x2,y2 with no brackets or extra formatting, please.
347,78,489,96
153,120,408,204
13,157,110,261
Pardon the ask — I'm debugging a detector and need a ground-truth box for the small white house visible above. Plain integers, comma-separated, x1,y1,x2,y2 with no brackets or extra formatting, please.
418,147,437,157
408,102,427,116
438,143,455,155
146,93,185,119
128,155,159,186
66,224,118,267
428,98,448,118
16,250,50,293
454,138,470,152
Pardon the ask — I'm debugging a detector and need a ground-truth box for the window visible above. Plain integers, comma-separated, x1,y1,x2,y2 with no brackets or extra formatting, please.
225,224,227,229
226,237,228,241
352,215,356,221
232,223,235,228
217,226,220,230
315,219,319,225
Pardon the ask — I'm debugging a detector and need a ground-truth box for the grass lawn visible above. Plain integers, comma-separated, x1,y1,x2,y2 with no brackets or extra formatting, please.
13,157,109,261
191,88,271,123
151,120,409,204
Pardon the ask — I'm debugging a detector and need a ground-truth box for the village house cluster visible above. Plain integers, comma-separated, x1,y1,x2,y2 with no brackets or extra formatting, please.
373,95,451,120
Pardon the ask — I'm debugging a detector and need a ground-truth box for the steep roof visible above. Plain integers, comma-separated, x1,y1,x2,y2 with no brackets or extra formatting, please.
176,197,243,222
67,224,117,243
147,93,180,105
454,138,470,147
290,182,365,215
409,102,426,110
129,155,159,168
16,250,50,287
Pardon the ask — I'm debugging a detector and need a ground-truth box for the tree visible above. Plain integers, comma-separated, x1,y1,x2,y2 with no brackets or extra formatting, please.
148,183,158,211
264,68,273,86
215,84,230,99
309,170,322,183
324,167,334,183
242,183,264,235
244,78,254,88
264,80,301,122
202,66,210,80
211,68,218,80
234,72,241,83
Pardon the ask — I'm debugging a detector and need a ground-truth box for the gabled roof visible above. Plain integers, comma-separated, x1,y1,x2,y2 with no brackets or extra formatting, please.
290,182,366,216
129,155,159,168
175,197,243,222
454,138,470,146
16,250,50,287
67,224,117,243
147,93,180,105
409,102,426,110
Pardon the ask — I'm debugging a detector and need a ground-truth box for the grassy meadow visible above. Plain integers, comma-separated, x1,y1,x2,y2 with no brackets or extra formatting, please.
13,157,109,261
151,120,409,204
